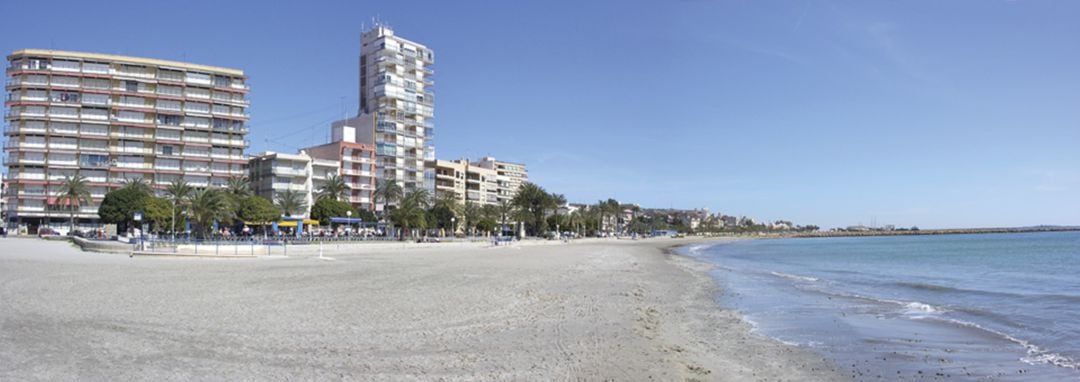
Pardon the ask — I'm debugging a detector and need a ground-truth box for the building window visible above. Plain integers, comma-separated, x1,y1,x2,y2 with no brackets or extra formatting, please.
213,75,230,87
79,154,109,168
52,91,80,104
156,114,182,126
29,59,47,70
125,81,138,92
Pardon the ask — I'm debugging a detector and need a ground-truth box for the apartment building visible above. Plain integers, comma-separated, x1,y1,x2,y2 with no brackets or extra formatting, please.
472,157,528,204
428,159,499,206
4,49,249,234
248,151,339,218
347,25,434,197
302,140,377,211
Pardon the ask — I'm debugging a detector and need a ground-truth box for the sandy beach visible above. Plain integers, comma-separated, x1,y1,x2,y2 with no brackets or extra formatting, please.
0,237,842,381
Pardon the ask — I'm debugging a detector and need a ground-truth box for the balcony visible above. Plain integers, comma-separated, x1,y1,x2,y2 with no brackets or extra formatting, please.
4,157,47,166
272,183,307,192
272,168,307,177
114,162,153,170
342,169,372,177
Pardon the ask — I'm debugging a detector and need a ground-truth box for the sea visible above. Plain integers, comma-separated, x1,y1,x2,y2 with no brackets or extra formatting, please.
680,231,1080,381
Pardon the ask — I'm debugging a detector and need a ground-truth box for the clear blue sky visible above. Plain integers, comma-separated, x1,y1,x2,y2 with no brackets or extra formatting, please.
3,0,1078,229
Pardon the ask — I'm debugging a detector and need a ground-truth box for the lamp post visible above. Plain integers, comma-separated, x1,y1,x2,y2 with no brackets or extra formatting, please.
346,210,353,238
133,211,144,251
450,216,456,238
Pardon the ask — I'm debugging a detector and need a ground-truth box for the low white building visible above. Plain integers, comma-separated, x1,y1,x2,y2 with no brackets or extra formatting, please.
247,151,341,218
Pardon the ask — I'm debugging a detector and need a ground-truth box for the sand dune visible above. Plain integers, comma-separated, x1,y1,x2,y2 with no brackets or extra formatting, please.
0,237,841,381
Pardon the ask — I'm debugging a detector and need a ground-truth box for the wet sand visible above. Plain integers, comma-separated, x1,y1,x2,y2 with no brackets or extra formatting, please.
0,237,842,381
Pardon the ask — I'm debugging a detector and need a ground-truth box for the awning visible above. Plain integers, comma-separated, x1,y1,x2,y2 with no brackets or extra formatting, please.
275,219,320,228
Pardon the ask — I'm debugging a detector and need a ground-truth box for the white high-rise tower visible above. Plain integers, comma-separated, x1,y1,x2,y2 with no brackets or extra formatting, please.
355,25,434,198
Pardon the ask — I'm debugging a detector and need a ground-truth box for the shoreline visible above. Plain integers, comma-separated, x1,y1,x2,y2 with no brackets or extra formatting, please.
681,232,1080,380
655,238,844,381
0,236,844,380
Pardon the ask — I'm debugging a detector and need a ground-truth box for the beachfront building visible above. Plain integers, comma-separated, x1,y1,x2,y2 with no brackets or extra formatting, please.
248,151,323,218
302,139,377,211
3,49,249,234
351,24,435,200
427,158,499,206
471,157,528,204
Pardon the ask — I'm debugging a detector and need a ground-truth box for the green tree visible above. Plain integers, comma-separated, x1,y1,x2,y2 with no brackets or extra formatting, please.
142,197,174,235
310,197,355,226
188,188,231,238
98,185,151,233
55,174,91,234
237,196,281,229
164,179,193,235
317,174,350,202
462,201,481,236
387,189,430,240
511,183,556,237
353,208,377,223
275,189,307,217
430,193,462,234
374,177,403,216
429,204,457,234
480,203,500,221
475,218,498,234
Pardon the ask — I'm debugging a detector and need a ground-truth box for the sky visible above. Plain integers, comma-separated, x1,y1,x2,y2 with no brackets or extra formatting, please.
2,0,1078,229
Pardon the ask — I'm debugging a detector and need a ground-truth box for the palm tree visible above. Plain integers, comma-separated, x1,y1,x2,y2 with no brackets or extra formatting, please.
374,177,403,216
275,189,307,217
497,199,514,236
226,175,252,198
120,177,153,194
164,179,193,236
56,174,91,234
432,193,463,235
387,189,430,240
551,193,567,235
463,201,481,236
511,183,556,237
317,174,350,201
188,188,230,238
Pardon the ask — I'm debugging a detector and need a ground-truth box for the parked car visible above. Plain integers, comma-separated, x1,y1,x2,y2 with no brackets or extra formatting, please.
38,228,60,237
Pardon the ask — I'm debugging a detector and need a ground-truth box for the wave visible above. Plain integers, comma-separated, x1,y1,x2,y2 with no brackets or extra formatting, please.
895,281,963,292
903,302,941,314
769,271,819,282
683,243,717,256
894,281,1080,304
796,286,947,315
914,316,1079,370
784,280,1076,370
